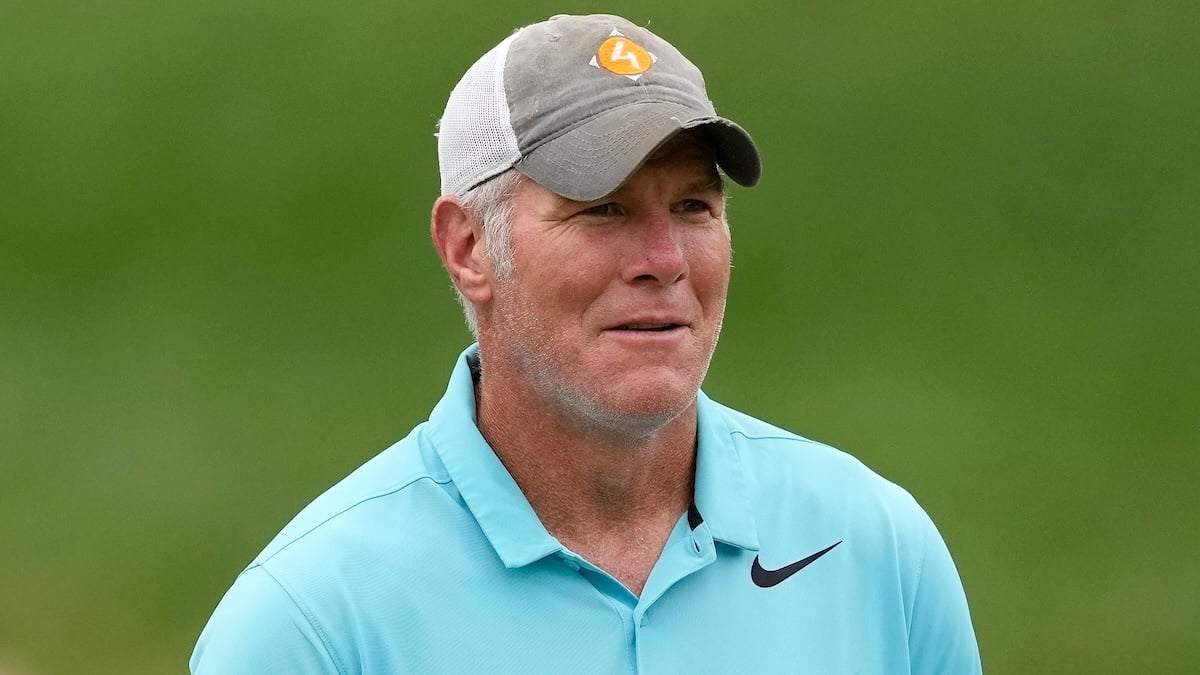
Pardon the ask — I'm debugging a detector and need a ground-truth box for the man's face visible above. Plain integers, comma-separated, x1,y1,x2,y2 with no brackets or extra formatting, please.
479,132,731,438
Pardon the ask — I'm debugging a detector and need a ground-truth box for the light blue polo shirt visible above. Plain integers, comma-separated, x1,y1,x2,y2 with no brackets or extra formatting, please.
191,346,981,674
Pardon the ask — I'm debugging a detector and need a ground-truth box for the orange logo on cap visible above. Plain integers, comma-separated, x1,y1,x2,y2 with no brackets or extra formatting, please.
589,29,658,81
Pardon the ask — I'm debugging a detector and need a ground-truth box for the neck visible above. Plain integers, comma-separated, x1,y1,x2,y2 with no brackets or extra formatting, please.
473,357,697,561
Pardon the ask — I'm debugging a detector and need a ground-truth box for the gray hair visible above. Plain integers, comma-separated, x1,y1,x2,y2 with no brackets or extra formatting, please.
453,169,523,337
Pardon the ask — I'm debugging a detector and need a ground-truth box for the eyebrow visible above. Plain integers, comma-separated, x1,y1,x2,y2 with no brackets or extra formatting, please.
551,168,726,211
687,174,727,195
654,171,725,200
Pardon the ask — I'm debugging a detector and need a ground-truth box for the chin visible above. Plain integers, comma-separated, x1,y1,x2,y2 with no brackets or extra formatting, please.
574,401,692,444
505,339,713,439
562,374,702,440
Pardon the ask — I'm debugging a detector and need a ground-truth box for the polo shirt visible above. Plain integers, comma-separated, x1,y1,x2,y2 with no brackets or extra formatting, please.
191,345,981,674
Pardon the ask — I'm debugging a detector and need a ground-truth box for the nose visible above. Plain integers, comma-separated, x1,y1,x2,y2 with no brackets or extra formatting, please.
622,212,688,286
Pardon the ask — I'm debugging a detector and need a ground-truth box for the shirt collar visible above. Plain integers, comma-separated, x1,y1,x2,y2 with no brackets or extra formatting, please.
694,390,761,551
426,345,761,567
426,345,562,568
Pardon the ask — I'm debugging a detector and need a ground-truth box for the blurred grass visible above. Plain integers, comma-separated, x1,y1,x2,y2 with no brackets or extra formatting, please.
2,1,1197,673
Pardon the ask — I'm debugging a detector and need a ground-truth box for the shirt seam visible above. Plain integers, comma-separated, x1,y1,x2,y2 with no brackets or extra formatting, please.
257,563,347,675
260,474,451,565
729,429,809,443
907,510,930,639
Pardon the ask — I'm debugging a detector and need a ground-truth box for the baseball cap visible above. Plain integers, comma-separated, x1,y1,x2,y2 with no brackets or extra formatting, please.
437,13,761,201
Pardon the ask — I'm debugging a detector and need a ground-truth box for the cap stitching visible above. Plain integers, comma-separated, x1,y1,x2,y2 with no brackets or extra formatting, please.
520,98,712,156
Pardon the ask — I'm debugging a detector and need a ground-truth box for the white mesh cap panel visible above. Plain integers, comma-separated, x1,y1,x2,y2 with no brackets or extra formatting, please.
437,33,521,196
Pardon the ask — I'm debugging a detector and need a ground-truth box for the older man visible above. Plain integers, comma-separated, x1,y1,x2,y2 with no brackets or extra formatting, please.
192,14,981,674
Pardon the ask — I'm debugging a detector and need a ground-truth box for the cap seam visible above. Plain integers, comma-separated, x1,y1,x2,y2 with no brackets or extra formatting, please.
520,98,712,156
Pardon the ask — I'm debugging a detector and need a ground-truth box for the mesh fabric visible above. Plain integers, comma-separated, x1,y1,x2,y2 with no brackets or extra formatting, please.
437,33,521,196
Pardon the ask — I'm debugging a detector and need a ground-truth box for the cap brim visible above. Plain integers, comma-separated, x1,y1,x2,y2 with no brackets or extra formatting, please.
515,101,761,202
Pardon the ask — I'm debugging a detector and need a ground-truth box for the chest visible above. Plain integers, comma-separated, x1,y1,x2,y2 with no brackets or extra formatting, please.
314,537,915,674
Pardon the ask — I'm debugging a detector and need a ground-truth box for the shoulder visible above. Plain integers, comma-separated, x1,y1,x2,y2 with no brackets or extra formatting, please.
191,565,341,673
247,420,458,571
195,424,483,672
703,397,921,516
701,397,981,671
699,395,940,582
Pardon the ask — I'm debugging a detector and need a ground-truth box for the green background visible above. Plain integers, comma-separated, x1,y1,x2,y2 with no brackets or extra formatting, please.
2,1,1197,673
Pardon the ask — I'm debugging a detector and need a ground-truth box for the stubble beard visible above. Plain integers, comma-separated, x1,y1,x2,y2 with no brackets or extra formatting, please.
485,275,723,447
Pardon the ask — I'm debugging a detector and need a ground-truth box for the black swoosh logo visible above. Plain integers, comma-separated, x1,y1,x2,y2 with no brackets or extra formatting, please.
751,541,842,588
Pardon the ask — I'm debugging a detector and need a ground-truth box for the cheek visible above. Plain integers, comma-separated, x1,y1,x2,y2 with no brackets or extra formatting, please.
536,229,623,282
691,236,733,291
507,241,605,317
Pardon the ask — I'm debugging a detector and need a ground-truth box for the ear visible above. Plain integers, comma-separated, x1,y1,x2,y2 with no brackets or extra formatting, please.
431,196,494,306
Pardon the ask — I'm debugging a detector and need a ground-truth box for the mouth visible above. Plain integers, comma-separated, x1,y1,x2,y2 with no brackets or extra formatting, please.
614,323,683,332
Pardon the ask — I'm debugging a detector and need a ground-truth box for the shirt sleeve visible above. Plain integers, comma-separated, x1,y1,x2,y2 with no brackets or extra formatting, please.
907,513,983,674
190,564,343,675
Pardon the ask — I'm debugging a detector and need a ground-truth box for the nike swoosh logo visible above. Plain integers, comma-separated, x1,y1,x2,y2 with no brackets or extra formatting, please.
751,541,842,588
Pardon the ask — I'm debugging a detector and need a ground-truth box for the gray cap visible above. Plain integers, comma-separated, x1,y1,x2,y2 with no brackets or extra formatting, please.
437,14,761,201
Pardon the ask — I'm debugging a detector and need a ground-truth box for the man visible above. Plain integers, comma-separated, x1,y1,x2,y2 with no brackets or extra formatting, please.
192,13,981,674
